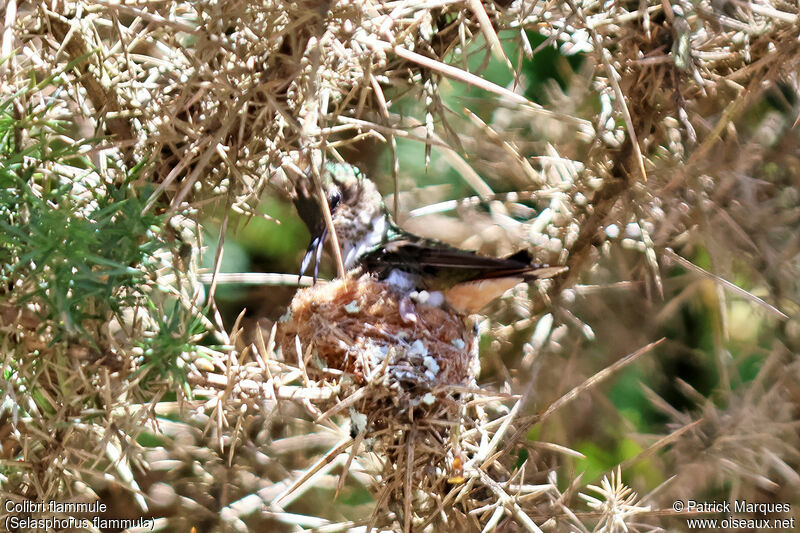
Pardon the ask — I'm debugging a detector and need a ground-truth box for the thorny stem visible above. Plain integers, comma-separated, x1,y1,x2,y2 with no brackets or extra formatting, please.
46,8,132,143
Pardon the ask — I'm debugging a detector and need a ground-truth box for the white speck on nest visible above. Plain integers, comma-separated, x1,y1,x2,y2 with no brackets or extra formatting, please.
423,355,439,375
344,300,361,314
408,339,428,357
451,338,465,350
349,407,368,434
426,291,445,307
421,392,436,405
365,341,390,366
411,290,430,304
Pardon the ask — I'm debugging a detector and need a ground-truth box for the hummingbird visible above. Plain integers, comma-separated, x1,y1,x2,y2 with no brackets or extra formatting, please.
293,162,566,314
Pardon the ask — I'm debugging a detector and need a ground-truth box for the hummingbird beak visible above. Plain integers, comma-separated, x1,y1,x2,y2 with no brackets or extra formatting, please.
293,172,344,283
299,226,328,284
293,176,335,284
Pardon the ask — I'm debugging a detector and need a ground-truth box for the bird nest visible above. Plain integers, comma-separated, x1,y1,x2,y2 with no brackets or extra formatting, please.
277,275,480,406
270,275,483,523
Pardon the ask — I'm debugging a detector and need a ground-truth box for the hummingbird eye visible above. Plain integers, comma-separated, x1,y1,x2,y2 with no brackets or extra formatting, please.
328,191,341,211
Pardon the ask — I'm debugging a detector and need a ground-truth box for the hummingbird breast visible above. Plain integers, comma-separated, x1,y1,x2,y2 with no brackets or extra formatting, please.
332,178,387,269
340,213,388,269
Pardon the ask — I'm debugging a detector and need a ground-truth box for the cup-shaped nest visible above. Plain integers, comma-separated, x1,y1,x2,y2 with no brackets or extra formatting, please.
277,275,479,398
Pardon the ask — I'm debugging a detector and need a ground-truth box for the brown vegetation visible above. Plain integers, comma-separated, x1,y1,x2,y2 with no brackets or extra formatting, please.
2,0,799,531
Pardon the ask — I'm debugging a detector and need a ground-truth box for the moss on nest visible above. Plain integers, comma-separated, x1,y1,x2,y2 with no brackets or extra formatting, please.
277,275,479,393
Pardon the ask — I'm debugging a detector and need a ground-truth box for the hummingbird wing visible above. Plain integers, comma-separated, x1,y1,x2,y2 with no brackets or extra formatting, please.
360,238,566,290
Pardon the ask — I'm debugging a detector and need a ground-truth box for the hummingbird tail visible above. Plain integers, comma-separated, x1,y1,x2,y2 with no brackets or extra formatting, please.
522,265,568,282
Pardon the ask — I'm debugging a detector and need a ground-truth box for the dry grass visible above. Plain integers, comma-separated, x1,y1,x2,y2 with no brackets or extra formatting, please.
2,0,800,531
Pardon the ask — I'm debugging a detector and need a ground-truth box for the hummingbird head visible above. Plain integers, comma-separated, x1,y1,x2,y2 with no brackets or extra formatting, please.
294,162,386,281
